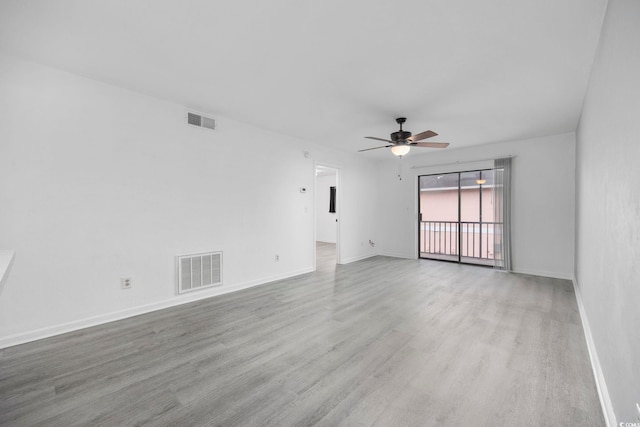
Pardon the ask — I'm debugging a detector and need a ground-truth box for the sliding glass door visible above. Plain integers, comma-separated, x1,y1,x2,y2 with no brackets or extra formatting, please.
419,169,501,266
418,173,460,262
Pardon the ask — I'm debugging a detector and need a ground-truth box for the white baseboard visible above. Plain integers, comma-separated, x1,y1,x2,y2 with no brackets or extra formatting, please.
376,251,414,260
339,253,378,264
511,267,573,280
0,267,314,349
572,277,617,427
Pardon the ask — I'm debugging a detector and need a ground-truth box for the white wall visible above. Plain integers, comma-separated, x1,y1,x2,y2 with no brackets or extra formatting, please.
334,163,379,264
377,132,576,279
575,0,640,423
0,54,379,347
316,173,337,243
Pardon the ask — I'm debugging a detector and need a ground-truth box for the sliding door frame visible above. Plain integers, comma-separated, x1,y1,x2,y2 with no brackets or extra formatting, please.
418,168,495,267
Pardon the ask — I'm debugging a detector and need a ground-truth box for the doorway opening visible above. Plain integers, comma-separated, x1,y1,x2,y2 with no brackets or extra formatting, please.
315,164,339,271
418,169,503,267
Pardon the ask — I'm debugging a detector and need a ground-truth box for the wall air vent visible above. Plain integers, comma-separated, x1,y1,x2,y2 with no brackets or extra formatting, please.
187,112,216,130
176,251,222,294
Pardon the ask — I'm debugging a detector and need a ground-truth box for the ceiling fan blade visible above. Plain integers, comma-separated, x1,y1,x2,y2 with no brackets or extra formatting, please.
365,136,393,143
407,130,438,142
412,142,450,149
358,145,392,152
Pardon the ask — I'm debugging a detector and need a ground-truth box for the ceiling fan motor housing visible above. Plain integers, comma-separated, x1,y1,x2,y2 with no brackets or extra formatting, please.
391,130,412,142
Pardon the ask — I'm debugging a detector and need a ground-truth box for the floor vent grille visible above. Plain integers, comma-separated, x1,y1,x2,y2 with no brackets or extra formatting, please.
177,251,222,294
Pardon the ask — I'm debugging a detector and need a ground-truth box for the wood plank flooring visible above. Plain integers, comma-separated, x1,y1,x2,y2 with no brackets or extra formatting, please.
0,243,604,426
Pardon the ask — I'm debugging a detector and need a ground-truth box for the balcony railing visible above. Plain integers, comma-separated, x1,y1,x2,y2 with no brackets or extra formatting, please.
420,220,503,263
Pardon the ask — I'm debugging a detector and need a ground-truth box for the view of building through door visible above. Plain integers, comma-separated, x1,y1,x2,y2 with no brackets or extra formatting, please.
419,169,502,266
315,165,338,269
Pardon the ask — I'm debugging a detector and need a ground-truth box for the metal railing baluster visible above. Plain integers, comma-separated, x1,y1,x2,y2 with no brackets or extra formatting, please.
420,221,501,263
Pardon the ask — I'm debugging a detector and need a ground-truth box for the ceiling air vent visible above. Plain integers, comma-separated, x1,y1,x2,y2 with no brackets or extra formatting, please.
187,112,216,130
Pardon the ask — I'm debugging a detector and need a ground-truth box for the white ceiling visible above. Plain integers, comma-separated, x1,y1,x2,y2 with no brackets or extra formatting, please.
0,0,607,159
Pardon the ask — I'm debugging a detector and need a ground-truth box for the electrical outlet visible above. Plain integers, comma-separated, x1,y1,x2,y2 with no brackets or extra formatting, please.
121,277,132,289
275,254,279,262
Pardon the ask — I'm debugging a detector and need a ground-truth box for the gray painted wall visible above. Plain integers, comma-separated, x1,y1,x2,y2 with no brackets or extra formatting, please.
576,0,640,422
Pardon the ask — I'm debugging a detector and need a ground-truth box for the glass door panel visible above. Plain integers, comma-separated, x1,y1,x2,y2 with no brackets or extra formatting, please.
418,173,459,262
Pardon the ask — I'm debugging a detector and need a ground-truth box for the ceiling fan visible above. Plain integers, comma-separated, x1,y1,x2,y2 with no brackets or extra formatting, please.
359,117,449,156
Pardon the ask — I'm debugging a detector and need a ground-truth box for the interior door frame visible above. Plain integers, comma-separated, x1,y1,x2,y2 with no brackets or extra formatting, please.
313,162,342,270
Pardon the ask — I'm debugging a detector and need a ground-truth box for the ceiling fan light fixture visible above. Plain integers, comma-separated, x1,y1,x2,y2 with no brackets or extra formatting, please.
391,144,411,156
359,117,448,155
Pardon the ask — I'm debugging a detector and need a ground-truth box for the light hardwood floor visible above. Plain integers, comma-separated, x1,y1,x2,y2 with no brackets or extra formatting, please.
0,244,604,426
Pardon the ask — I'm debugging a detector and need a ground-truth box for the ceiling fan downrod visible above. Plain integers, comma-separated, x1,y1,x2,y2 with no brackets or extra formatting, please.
392,117,411,142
